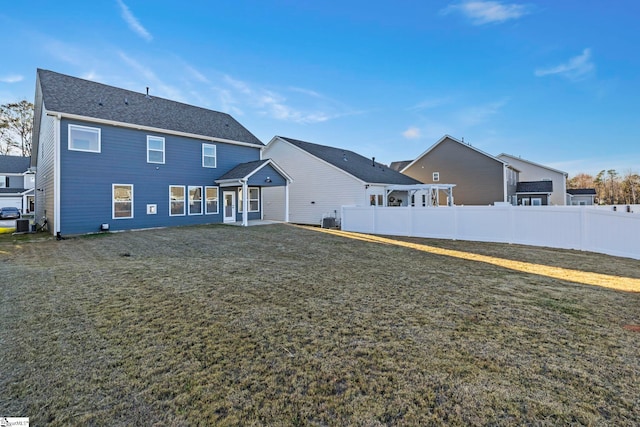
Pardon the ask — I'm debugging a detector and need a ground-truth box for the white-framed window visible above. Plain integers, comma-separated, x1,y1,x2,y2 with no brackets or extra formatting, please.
69,124,101,153
147,136,165,164
169,185,185,216
205,186,219,214
0,176,6,188
432,172,440,182
113,184,133,219
202,143,216,168
238,187,260,212
532,198,542,206
188,186,203,215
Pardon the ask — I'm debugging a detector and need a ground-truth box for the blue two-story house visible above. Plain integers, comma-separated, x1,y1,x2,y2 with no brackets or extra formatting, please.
31,69,291,236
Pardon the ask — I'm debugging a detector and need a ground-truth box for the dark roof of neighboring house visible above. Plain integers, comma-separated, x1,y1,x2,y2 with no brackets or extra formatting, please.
567,188,596,195
516,180,553,193
0,188,27,194
36,69,263,146
277,136,421,185
217,160,270,180
0,155,30,173
389,160,412,172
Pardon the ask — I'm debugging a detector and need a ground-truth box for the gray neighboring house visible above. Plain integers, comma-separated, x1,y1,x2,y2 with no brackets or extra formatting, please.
262,136,421,225
566,188,597,205
497,153,568,205
0,155,34,213
515,181,553,206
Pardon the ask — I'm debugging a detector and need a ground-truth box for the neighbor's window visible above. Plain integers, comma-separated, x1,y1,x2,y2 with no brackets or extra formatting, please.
238,187,260,212
188,186,203,215
113,184,133,219
170,185,185,216
0,176,6,188
147,136,165,164
202,143,216,168
205,186,219,214
69,124,101,152
432,172,440,182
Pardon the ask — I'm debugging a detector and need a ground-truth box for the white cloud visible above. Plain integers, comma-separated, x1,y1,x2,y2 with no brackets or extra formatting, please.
402,126,422,139
409,97,453,111
0,74,24,84
535,48,595,81
455,98,509,127
116,51,184,101
442,1,530,25
116,0,153,42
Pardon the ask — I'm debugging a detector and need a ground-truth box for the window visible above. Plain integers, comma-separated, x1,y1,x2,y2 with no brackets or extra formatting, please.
202,143,216,168
188,186,203,215
432,172,440,182
0,176,6,188
205,186,219,214
238,187,260,212
147,136,165,164
170,185,185,216
69,124,101,152
532,198,542,206
113,184,133,219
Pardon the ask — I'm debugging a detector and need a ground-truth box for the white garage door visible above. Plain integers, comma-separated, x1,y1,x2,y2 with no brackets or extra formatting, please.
0,196,22,210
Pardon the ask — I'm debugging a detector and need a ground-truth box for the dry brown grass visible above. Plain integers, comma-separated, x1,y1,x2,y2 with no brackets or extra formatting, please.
1,224,639,426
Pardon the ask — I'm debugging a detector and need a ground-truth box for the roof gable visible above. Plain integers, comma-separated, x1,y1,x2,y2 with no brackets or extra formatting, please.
0,155,30,173
275,136,421,185
401,135,506,172
36,69,263,146
497,153,568,176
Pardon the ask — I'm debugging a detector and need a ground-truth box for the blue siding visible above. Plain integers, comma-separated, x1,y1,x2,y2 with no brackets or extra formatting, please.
60,119,264,234
247,164,287,187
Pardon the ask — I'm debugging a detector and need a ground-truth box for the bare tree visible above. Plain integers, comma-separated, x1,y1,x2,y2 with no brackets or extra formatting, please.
567,172,595,189
621,170,640,204
0,100,34,157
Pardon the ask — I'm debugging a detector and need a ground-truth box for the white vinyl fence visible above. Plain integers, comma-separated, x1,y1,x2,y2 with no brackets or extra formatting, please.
341,205,640,260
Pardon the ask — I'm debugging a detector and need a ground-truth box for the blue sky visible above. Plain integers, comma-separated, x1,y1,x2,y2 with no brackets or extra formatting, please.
2,1,639,177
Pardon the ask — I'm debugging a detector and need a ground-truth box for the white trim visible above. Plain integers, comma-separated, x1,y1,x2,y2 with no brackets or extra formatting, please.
238,186,260,213
204,186,219,214
169,185,186,216
68,124,101,153
112,183,134,219
223,191,236,223
202,143,217,168
497,153,568,177
188,185,203,215
47,111,264,149
147,135,165,164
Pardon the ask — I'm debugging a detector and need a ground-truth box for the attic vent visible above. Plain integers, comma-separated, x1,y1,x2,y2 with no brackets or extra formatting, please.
343,152,348,162
124,97,129,105
145,87,151,99
372,157,375,167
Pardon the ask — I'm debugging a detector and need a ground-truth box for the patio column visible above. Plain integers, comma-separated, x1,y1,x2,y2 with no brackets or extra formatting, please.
285,181,290,223
242,179,249,226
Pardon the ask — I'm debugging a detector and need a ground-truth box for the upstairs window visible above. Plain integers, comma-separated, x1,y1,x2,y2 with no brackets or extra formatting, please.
202,143,216,168
147,136,165,164
69,124,101,153
432,172,440,182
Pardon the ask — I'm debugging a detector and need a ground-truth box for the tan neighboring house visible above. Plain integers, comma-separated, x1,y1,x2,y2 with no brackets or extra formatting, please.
497,153,568,205
399,135,518,205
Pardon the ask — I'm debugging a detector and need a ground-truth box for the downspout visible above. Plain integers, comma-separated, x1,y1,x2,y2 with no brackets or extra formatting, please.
54,114,61,235
242,179,249,226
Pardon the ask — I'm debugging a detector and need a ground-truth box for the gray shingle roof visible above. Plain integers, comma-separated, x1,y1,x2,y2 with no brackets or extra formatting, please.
36,69,263,146
516,180,553,193
0,188,27,194
217,160,269,180
389,160,411,172
278,137,421,185
0,155,30,173
567,188,596,195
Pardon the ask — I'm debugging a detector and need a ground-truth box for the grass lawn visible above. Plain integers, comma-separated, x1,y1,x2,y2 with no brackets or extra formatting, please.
1,224,639,426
